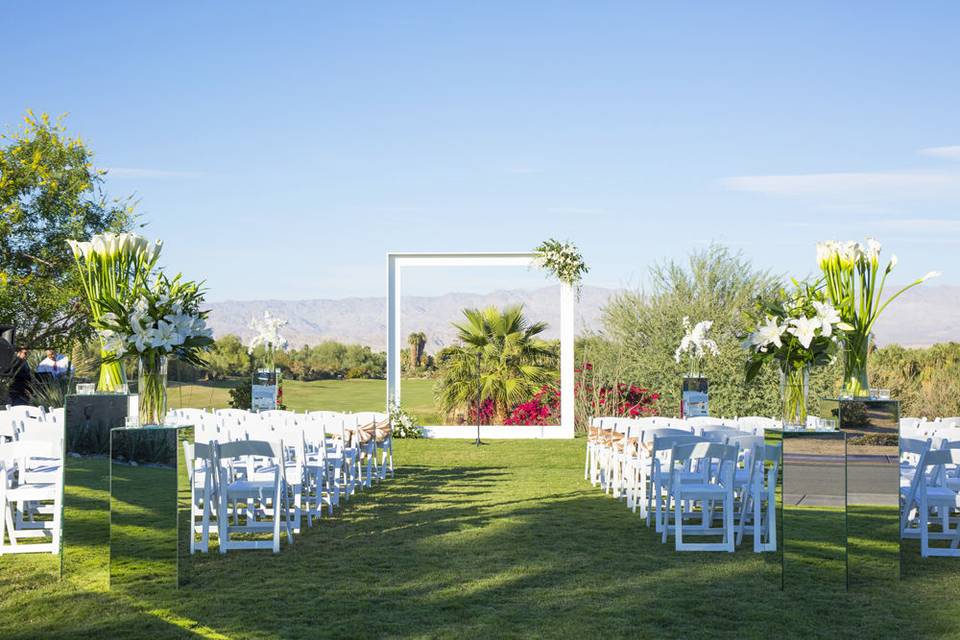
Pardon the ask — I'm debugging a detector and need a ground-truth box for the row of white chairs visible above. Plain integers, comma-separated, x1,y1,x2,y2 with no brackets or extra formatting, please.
0,405,64,554
901,429,960,557
166,408,394,554
586,416,780,553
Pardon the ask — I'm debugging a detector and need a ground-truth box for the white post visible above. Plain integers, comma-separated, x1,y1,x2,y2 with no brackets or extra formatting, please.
386,255,402,411
560,282,575,437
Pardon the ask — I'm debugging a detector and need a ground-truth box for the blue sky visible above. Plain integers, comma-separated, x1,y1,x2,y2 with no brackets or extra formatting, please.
3,2,958,300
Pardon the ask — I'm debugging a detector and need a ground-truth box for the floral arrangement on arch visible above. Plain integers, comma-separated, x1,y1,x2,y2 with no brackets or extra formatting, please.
534,238,589,290
674,317,719,377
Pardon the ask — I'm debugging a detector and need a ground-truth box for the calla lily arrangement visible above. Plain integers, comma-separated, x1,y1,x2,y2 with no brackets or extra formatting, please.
68,231,163,391
674,317,719,377
818,238,940,397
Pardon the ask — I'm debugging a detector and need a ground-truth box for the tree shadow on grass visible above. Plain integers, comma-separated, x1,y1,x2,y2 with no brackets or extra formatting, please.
3,444,959,639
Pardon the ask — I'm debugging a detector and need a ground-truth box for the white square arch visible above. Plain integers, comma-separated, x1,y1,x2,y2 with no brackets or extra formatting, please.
387,251,574,438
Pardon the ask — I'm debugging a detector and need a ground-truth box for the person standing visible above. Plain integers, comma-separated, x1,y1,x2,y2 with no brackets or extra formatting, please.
8,348,33,406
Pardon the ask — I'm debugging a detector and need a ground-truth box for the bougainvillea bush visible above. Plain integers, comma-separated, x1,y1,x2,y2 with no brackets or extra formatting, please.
499,365,660,426
504,385,561,425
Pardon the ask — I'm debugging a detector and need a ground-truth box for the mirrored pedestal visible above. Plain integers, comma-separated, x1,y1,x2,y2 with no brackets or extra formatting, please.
61,393,129,585
110,425,193,591
780,430,847,592
822,398,900,586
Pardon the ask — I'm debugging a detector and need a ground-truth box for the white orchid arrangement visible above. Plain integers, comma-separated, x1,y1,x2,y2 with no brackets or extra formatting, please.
247,311,288,354
818,237,940,396
68,231,164,391
742,280,845,383
674,317,720,376
94,273,214,366
535,239,589,290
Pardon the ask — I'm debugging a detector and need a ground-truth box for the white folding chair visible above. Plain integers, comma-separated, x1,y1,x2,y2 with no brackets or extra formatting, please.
735,443,781,552
901,448,960,557
184,440,219,553
661,442,739,552
216,439,292,553
0,439,63,555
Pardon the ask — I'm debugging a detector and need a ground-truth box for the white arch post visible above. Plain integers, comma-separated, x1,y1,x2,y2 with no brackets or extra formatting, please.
386,252,575,439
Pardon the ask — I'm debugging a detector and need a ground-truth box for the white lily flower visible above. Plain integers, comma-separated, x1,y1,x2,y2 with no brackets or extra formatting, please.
811,300,841,337
91,235,108,256
753,316,786,349
787,315,821,349
865,237,882,265
920,271,942,283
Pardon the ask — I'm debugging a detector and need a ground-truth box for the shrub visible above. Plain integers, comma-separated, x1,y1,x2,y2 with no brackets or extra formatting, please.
389,404,423,438
505,385,560,425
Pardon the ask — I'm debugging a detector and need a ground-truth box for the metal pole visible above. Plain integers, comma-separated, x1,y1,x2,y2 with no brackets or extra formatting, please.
475,350,482,446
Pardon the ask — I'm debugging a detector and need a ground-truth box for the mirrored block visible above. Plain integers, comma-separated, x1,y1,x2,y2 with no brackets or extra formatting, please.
110,425,192,591
823,398,900,586
61,394,128,585
781,431,847,591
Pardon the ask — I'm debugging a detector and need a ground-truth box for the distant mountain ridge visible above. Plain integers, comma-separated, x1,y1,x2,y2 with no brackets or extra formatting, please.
206,285,960,351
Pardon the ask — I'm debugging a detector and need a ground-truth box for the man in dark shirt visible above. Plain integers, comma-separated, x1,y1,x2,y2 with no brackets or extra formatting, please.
8,348,32,406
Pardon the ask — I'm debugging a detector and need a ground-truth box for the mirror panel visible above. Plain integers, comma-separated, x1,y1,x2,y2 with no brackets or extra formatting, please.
781,431,847,591
61,394,128,586
110,425,191,591
835,399,900,586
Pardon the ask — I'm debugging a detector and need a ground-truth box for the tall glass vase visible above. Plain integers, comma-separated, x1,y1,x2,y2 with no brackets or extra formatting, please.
842,334,870,398
138,354,168,426
780,365,810,428
97,348,127,393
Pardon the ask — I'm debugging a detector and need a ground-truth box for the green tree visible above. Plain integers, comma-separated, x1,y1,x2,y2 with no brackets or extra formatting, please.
205,334,250,379
0,111,132,351
407,331,426,369
435,305,558,422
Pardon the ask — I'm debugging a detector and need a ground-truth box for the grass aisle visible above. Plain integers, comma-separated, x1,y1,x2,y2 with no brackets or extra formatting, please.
1,440,958,638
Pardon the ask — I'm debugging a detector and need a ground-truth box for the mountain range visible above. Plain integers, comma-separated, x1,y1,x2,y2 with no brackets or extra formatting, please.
206,285,960,351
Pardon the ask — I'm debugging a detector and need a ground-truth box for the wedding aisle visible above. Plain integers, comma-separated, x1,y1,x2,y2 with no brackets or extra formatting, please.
1,440,957,639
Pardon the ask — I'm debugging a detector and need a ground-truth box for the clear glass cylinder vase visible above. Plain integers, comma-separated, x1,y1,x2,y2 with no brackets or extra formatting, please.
780,365,810,428
97,348,127,393
138,354,168,425
842,335,870,398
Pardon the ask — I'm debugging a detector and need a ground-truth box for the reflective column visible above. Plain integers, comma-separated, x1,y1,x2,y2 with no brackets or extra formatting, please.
61,394,128,586
780,430,847,592
109,424,193,591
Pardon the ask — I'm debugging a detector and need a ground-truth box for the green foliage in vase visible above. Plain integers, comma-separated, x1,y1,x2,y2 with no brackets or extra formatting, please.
435,305,558,422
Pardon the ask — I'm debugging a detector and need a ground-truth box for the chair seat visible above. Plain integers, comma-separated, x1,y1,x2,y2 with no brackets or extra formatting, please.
5,482,58,500
225,479,277,495
675,483,729,496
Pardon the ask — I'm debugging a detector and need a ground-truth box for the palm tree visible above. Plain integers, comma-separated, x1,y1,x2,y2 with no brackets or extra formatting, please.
407,331,426,369
436,305,558,422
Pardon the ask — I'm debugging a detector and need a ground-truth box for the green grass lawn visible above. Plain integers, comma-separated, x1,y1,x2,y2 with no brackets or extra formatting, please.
168,378,441,423
2,440,958,639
